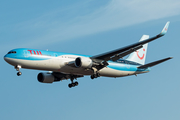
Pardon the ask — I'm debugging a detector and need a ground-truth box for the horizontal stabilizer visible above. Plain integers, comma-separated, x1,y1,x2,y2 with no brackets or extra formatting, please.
138,57,173,68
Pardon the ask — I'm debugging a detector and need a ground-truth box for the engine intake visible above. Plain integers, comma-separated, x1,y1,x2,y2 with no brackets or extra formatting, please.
37,73,55,83
75,57,93,68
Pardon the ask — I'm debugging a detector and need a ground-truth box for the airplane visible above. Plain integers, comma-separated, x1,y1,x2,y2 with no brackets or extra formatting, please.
4,22,172,88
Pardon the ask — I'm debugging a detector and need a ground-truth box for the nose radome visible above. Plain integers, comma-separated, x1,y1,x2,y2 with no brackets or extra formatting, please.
4,55,14,65
4,55,8,62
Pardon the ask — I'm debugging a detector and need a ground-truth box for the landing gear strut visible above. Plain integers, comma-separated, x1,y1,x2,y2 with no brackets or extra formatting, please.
90,67,100,79
68,77,78,88
15,65,22,76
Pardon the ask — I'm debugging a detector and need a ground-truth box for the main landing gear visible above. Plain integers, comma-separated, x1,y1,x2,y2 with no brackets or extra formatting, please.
68,77,79,88
15,65,22,76
90,67,100,79
90,73,100,79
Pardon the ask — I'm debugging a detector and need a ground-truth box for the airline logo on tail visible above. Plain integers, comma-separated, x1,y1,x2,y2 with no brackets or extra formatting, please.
136,48,145,60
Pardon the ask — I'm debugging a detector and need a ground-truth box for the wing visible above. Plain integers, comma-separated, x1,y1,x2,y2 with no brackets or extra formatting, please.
91,22,170,61
138,57,173,69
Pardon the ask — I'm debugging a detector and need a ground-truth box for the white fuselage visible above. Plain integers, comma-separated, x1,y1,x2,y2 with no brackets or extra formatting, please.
4,49,149,78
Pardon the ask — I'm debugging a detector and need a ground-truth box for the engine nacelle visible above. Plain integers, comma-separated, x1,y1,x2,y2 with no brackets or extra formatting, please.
75,57,93,68
37,72,55,83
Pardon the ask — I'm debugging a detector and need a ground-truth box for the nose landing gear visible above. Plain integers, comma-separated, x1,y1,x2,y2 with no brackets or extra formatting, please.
15,65,22,76
17,72,22,76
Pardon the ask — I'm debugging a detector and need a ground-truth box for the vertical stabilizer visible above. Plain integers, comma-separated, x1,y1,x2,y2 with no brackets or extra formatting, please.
126,35,149,65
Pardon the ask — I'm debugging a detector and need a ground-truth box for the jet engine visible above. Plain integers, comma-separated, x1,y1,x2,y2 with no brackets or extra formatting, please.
37,72,55,83
75,57,93,68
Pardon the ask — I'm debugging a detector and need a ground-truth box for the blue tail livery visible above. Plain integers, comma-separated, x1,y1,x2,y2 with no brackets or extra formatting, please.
4,22,172,88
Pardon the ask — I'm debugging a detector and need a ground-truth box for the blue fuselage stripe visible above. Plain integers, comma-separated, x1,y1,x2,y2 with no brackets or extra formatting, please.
4,48,150,72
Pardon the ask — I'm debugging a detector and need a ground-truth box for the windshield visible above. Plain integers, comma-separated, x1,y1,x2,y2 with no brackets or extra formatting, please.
7,51,16,54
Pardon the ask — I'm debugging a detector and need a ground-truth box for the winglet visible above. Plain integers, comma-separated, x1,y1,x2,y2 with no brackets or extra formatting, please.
159,21,170,36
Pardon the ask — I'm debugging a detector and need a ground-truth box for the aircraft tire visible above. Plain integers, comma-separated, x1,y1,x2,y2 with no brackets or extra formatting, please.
91,75,94,79
74,81,78,86
68,84,72,88
17,72,22,76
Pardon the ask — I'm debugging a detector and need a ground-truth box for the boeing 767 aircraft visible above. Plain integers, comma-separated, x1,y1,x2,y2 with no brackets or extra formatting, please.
4,22,172,88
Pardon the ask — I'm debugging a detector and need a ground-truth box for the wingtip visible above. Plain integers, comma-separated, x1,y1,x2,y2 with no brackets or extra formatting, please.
159,21,170,36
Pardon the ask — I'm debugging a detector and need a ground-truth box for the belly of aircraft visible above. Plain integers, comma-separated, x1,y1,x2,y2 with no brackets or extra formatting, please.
7,58,147,77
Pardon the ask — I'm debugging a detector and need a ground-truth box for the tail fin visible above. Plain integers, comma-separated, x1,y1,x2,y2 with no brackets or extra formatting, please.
126,35,149,65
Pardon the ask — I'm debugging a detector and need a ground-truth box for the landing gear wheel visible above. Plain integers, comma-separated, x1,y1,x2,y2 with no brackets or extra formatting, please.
91,75,94,79
91,73,100,79
17,72,22,76
68,84,72,88
68,82,78,88
74,81,78,86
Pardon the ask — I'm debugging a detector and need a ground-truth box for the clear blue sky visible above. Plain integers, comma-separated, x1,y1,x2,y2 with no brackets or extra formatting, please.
0,0,180,120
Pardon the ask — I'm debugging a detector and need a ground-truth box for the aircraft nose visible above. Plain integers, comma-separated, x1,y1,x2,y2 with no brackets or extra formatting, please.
4,54,15,65
4,54,8,62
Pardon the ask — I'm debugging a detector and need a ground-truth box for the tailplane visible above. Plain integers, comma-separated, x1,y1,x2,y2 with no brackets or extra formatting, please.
138,57,173,68
126,35,149,65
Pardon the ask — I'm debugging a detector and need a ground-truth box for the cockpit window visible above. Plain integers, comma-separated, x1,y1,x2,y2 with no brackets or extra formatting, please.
8,51,16,54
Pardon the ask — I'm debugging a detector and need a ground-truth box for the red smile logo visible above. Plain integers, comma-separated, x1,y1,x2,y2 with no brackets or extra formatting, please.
137,49,145,60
